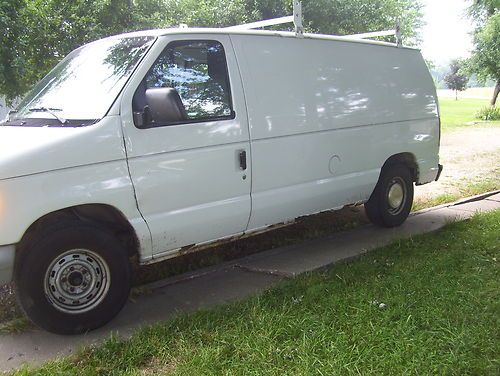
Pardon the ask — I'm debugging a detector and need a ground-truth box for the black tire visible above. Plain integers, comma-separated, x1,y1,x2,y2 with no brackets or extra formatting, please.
364,164,414,228
14,221,131,335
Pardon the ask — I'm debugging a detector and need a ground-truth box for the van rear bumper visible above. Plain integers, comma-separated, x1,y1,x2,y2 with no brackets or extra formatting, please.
435,164,444,181
417,163,443,185
0,245,15,285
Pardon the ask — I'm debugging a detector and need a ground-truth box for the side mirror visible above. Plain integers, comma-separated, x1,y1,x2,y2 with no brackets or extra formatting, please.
144,87,187,126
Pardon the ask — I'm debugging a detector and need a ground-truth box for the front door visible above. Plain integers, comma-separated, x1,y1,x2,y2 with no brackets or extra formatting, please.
120,35,251,258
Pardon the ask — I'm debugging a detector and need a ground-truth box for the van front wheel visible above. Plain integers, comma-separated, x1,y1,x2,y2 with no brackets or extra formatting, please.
364,164,414,227
15,221,131,334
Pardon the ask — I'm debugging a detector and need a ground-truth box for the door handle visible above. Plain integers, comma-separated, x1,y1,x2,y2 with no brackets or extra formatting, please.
239,150,247,171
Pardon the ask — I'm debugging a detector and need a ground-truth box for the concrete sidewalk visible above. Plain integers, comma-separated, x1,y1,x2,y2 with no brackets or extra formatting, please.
0,192,499,372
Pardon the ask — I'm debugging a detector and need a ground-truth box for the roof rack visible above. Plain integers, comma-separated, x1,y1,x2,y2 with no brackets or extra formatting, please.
347,24,402,47
224,1,402,46
225,1,303,37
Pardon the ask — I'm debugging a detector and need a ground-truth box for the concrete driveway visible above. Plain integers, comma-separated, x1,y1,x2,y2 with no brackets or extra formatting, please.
0,192,499,372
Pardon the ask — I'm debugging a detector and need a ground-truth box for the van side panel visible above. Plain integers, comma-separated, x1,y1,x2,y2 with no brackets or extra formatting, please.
231,35,439,229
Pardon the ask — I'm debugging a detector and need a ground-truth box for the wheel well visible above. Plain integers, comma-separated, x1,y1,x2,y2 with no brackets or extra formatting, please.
381,153,418,182
18,204,139,258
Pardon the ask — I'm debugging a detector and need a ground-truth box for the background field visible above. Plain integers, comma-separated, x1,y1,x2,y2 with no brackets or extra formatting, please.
437,87,495,101
439,96,500,131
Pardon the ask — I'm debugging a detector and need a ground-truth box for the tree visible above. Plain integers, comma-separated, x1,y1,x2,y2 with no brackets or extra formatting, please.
466,13,500,105
0,0,28,103
468,0,497,23
0,0,166,104
465,0,499,106
0,0,424,103
304,0,423,45
444,60,469,100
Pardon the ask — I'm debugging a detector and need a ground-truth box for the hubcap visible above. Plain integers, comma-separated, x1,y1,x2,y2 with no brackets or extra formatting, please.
44,249,110,314
387,177,406,215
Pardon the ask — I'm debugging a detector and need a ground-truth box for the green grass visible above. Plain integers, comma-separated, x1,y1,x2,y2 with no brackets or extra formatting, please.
412,179,500,212
439,97,500,131
15,210,500,375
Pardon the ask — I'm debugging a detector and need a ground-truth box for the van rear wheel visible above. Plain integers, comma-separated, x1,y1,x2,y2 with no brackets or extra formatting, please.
365,164,414,227
14,221,131,334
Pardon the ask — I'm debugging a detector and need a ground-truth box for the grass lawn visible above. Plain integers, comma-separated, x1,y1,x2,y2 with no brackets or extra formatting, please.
439,97,500,131
412,180,500,212
16,210,500,375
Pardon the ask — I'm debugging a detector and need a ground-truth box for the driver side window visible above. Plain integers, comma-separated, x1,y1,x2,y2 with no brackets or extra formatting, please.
133,40,233,128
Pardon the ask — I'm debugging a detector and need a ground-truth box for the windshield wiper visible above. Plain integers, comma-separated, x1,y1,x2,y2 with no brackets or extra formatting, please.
29,107,67,125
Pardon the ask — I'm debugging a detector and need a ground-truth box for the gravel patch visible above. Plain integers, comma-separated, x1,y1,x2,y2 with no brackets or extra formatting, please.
0,283,20,323
415,125,500,200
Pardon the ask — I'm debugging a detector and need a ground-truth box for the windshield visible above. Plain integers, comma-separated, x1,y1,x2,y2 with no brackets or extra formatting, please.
5,35,155,126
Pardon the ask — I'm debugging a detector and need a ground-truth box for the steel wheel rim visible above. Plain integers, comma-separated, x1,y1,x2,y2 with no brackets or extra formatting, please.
44,249,110,314
387,177,406,215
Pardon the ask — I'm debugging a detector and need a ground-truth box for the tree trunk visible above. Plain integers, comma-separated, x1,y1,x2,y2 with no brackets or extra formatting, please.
491,80,500,107
455,90,458,101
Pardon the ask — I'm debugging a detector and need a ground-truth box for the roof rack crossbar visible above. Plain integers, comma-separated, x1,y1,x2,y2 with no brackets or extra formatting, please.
225,1,304,37
224,16,294,31
348,30,396,39
346,23,402,46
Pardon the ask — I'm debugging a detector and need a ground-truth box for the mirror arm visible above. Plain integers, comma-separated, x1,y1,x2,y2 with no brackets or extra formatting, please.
142,105,153,126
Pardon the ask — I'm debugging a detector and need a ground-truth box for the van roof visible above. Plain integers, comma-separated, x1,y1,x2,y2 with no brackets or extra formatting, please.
112,28,419,51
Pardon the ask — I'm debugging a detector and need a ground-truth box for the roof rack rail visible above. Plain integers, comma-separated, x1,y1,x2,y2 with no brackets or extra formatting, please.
225,1,402,46
224,15,294,31
225,1,304,37
344,23,402,46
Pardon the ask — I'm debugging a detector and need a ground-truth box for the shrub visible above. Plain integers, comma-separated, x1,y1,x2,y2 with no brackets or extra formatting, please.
475,106,500,121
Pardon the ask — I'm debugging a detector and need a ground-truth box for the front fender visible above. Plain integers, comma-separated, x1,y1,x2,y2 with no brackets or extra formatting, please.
0,162,152,260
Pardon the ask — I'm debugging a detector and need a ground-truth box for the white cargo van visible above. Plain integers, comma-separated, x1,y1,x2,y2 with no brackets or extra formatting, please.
0,25,442,333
